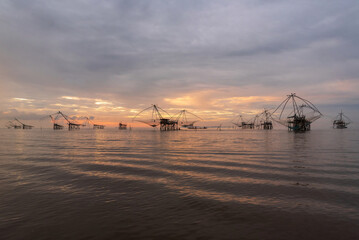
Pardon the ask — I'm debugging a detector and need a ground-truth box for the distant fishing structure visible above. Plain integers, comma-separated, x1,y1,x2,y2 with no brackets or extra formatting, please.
248,115,260,129
133,104,179,131
232,115,246,129
232,110,272,130
49,111,81,130
6,118,33,129
172,110,205,129
5,93,348,132
257,109,273,130
6,120,21,129
232,115,255,129
271,93,322,132
119,122,127,130
333,110,351,129
49,114,64,130
83,117,105,129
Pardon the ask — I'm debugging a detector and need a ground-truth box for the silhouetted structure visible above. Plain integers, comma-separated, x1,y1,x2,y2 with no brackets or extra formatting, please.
133,104,179,131
49,115,64,130
6,120,22,129
333,110,351,129
232,115,255,129
13,118,34,129
119,122,127,130
172,110,204,129
83,117,105,129
272,93,322,132
49,111,81,130
258,110,273,130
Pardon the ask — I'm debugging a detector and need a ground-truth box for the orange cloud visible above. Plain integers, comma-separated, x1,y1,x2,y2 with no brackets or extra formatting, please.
164,96,194,106
214,96,281,105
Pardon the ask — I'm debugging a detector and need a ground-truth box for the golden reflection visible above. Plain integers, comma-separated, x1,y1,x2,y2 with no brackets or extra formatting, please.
91,161,271,185
60,164,357,216
63,166,274,206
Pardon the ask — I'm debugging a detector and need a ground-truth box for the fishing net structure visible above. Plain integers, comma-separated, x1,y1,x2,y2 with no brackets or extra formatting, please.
6,120,22,129
82,117,105,129
172,110,203,128
231,115,254,129
231,115,252,129
257,109,273,129
6,118,34,129
49,111,81,130
271,93,322,132
133,104,178,130
232,110,273,130
132,104,170,127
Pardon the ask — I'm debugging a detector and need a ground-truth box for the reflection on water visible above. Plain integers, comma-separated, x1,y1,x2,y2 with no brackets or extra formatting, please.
0,129,359,239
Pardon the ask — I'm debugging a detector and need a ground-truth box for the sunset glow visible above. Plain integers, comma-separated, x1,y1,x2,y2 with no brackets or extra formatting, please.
0,1,358,128
1,2,359,239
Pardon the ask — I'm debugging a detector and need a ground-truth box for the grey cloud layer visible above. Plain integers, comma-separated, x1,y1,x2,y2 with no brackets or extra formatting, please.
0,0,359,111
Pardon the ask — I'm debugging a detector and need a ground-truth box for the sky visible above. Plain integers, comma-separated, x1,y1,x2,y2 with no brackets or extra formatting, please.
1,0,359,128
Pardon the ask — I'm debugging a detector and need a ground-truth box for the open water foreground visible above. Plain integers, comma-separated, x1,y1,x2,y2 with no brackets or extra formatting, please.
0,128,358,240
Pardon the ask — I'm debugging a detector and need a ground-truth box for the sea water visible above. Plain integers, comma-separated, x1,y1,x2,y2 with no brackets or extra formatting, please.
0,128,358,239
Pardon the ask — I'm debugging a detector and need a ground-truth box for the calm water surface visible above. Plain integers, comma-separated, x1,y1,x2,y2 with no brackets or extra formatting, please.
0,128,358,239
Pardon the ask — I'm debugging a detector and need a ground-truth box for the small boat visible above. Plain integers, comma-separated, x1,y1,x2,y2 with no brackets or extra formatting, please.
333,111,351,129
119,122,127,130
